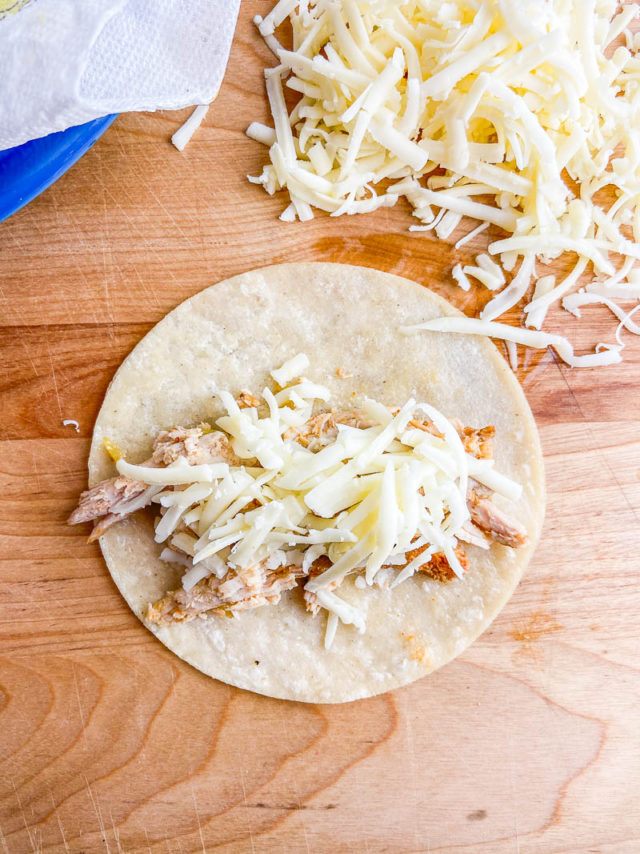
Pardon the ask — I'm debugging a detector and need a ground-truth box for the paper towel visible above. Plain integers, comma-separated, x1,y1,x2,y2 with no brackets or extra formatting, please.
0,0,241,151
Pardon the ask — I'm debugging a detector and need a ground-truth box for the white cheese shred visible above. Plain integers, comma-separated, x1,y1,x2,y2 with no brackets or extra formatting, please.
324,612,339,649
402,317,623,368
455,221,490,250
270,352,310,386
171,105,210,152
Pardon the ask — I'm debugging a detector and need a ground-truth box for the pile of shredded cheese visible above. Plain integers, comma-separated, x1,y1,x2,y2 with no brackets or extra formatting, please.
247,0,640,367
115,354,522,647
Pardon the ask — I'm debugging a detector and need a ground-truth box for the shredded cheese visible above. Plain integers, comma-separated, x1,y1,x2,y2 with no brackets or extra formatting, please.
562,292,640,335
402,316,623,368
270,352,310,386
248,0,640,366
171,105,209,152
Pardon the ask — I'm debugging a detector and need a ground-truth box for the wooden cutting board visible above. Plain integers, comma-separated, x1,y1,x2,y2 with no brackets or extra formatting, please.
1,3,639,852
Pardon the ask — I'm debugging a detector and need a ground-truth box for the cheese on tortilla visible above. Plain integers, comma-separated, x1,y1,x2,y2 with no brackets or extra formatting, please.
114,355,522,645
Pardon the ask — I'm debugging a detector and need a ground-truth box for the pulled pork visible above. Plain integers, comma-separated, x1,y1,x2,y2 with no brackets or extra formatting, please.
146,562,305,626
70,403,527,625
68,426,242,539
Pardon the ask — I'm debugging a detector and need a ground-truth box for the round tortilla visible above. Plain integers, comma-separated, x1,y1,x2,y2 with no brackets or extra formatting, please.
90,263,545,703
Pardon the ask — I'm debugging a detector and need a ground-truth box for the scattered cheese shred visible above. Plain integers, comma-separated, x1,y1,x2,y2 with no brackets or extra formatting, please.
562,292,640,336
270,352,310,386
248,0,640,366
172,104,209,152
402,317,623,368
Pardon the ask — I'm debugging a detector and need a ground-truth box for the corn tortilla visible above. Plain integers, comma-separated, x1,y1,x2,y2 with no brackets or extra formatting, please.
89,263,545,703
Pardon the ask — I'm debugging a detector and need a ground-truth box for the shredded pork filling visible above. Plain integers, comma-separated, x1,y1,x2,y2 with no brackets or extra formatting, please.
68,427,245,540
146,561,306,625
70,382,527,635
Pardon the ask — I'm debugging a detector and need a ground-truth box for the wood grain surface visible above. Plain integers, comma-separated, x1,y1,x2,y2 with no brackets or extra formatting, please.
1,3,640,852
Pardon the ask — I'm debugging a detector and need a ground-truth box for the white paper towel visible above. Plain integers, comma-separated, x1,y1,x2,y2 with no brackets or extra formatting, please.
0,0,241,151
